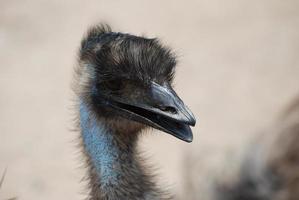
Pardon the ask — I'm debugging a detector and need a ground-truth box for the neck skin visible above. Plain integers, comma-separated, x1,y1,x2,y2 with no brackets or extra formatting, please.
79,101,164,200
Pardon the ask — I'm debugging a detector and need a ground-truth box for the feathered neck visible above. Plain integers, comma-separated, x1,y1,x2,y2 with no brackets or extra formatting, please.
79,101,166,200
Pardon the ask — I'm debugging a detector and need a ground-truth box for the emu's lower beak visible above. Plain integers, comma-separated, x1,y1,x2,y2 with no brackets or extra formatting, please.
111,82,196,142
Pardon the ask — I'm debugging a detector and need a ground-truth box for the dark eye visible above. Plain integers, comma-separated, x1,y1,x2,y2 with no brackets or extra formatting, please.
104,79,124,91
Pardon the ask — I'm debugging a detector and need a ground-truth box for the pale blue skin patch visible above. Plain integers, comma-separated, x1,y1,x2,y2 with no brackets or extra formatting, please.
80,101,119,186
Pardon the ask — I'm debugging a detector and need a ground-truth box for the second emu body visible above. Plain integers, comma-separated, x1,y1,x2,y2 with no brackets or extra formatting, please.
74,25,195,200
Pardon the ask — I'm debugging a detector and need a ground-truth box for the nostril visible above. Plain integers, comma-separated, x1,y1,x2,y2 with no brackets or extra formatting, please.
159,106,177,114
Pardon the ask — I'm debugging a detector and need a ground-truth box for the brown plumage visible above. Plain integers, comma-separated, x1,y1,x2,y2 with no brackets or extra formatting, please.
213,95,299,200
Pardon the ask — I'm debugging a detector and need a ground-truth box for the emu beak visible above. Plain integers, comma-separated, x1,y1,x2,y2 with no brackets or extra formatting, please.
111,82,196,142
145,82,196,142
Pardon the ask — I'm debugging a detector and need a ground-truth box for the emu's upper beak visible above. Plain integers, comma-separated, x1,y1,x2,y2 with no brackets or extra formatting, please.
110,82,196,142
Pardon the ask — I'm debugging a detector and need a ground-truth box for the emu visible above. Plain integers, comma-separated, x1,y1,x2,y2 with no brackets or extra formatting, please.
74,24,196,200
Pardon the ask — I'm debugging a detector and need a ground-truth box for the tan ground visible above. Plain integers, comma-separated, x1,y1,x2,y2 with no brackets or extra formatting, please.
1,0,299,199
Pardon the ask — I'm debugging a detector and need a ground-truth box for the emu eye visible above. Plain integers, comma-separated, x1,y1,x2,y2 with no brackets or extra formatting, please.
104,79,124,91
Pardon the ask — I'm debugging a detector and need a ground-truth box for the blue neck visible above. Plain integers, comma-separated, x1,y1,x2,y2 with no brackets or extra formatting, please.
79,101,162,199
80,102,122,186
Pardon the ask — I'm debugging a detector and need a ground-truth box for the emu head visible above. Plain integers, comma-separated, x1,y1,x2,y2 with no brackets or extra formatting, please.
77,25,195,142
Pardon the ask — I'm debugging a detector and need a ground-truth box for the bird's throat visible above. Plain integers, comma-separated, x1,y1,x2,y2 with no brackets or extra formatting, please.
79,101,164,199
79,101,142,195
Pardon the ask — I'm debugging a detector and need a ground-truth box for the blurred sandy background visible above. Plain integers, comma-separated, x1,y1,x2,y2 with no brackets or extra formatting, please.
1,0,299,199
